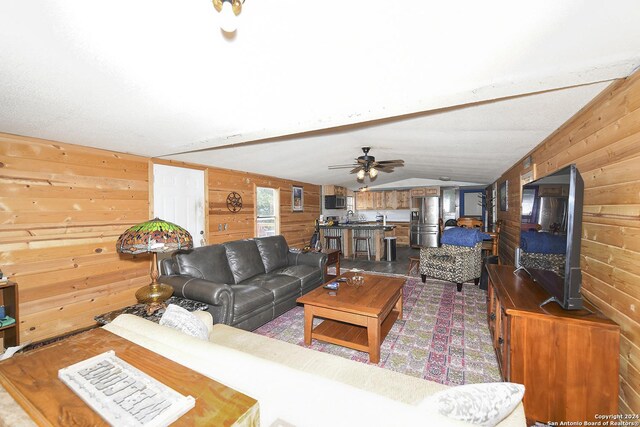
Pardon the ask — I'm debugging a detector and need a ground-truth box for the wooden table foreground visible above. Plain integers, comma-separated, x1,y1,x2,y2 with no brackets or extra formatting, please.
0,328,258,426
297,272,404,363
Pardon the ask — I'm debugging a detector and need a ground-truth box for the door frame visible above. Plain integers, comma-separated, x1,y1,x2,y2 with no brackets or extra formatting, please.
149,159,209,245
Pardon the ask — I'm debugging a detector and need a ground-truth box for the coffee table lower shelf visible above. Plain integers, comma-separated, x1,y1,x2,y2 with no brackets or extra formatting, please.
311,310,400,353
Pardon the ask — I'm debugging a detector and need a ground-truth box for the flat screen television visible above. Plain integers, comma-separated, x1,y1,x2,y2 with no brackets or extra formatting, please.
518,164,584,310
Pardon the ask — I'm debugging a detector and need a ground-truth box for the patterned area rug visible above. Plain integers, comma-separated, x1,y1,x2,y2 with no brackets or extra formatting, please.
254,274,501,386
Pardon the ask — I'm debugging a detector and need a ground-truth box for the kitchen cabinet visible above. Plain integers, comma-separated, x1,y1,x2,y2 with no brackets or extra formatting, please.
355,190,411,211
383,191,397,209
396,190,410,209
356,192,374,210
373,192,385,209
389,222,410,246
410,188,425,197
364,192,374,209
323,185,347,197
410,186,439,197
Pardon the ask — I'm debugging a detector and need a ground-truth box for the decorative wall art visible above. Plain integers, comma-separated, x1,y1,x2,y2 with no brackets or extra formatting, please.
226,192,243,212
292,186,304,212
499,181,508,211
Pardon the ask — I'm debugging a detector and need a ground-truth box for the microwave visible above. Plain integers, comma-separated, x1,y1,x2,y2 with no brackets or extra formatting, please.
324,196,346,209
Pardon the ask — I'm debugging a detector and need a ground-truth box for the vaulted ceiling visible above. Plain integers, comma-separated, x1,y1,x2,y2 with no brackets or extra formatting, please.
1,1,639,189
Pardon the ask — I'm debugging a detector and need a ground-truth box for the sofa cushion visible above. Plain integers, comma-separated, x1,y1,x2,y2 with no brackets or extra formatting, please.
420,382,525,427
232,285,274,316
241,274,300,301
274,264,322,292
224,240,266,284
173,245,235,284
254,235,290,273
159,304,209,340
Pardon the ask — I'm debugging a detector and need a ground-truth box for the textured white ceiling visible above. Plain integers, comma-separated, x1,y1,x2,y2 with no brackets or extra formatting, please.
1,1,639,188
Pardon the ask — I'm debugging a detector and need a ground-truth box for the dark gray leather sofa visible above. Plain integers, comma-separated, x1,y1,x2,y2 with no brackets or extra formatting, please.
159,235,327,331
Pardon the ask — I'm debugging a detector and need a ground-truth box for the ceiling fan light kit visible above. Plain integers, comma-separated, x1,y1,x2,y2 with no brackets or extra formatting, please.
212,0,244,33
328,147,404,182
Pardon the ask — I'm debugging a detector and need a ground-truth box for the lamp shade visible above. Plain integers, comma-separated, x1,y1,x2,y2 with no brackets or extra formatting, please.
116,218,193,255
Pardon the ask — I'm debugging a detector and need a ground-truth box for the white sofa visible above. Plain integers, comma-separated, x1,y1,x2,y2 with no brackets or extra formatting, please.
103,314,526,427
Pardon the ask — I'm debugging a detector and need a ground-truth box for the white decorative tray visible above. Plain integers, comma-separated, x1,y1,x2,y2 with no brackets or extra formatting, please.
58,350,195,427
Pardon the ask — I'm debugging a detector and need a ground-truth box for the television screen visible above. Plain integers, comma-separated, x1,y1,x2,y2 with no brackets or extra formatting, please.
519,164,584,310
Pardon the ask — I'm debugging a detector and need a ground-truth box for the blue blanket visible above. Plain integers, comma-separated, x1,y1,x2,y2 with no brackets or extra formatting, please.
441,227,490,247
520,231,566,254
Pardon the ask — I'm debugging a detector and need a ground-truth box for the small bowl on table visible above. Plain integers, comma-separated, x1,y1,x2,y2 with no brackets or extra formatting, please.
346,275,365,288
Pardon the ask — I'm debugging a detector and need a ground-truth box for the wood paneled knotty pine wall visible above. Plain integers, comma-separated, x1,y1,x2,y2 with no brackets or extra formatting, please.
155,159,321,248
496,71,640,414
0,134,320,344
205,165,320,248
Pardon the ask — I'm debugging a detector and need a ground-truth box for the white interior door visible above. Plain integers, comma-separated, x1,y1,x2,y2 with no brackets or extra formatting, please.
153,164,206,247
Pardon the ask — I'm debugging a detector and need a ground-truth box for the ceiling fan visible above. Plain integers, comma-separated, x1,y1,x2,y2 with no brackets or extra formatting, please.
328,147,404,180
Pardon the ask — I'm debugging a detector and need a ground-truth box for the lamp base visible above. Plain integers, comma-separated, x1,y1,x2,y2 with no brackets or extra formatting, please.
135,282,174,305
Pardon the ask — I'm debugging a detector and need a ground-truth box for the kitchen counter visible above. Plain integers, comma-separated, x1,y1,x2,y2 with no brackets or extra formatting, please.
319,224,395,231
319,224,396,261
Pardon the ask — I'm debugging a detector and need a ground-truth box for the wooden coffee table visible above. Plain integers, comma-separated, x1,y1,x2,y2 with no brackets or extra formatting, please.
297,272,404,363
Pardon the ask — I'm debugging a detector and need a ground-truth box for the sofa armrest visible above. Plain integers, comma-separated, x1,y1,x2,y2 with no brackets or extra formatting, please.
160,275,234,324
287,251,327,271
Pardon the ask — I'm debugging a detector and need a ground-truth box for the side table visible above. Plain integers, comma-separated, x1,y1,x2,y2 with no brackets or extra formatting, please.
0,328,258,426
322,248,341,279
95,296,209,325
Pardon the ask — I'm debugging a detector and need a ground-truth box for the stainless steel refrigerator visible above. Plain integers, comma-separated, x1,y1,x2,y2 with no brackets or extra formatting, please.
410,196,440,247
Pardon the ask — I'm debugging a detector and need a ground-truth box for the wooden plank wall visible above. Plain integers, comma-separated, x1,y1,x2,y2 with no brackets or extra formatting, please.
1,135,320,344
207,167,320,248
0,133,150,344
496,71,640,414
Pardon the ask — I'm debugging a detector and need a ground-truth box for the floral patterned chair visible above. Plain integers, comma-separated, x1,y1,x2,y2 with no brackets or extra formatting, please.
419,227,486,292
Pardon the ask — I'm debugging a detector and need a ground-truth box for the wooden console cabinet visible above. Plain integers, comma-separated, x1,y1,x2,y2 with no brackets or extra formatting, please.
0,281,19,351
486,265,619,423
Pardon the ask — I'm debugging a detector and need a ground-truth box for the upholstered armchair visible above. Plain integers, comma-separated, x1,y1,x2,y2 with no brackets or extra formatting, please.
419,227,487,292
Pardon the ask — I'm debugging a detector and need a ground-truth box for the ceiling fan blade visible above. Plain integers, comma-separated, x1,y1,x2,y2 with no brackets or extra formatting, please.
376,160,404,165
350,166,363,174
328,164,359,169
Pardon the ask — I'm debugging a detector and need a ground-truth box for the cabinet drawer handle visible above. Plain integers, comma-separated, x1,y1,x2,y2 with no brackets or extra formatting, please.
490,312,496,321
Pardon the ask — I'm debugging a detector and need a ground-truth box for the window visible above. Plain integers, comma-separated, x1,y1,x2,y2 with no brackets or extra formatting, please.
256,187,279,237
346,195,354,212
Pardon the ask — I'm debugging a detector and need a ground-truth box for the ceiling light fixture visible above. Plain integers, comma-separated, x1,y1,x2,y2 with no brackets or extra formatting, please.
212,0,244,33
357,166,378,180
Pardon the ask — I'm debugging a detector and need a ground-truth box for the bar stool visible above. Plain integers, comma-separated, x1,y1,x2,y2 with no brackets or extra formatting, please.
352,230,371,260
324,235,342,252
407,256,420,275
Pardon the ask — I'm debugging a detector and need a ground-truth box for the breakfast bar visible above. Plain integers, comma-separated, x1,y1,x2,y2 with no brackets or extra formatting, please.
318,224,396,261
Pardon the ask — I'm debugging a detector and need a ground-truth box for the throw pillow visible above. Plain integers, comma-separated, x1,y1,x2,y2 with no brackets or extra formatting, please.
441,227,490,247
159,304,209,340
520,231,566,254
419,382,524,427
